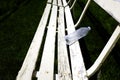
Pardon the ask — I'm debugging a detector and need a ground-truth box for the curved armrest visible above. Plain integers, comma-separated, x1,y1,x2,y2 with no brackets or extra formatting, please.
87,25,120,77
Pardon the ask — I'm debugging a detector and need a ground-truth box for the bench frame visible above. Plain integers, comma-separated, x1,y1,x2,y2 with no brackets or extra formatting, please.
16,0,120,80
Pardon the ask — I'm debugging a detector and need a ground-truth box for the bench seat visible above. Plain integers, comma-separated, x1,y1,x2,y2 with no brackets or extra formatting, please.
16,0,120,80
16,0,87,80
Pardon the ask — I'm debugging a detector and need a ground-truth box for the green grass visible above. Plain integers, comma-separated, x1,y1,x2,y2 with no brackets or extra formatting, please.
0,0,46,79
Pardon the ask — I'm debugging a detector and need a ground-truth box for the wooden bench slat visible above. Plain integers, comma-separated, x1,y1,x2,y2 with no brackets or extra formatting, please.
16,1,52,80
94,0,120,23
37,0,58,80
62,0,88,80
57,0,72,80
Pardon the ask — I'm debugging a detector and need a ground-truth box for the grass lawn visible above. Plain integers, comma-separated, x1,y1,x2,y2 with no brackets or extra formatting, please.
0,0,46,79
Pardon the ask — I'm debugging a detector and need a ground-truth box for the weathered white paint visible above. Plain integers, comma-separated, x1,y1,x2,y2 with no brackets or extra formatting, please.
63,0,88,80
94,0,120,23
70,0,77,10
57,0,72,80
87,25,120,77
16,1,52,80
37,0,57,80
75,0,91,28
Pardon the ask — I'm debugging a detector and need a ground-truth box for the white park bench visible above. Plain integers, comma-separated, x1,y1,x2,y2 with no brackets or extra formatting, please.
16,0,120,80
